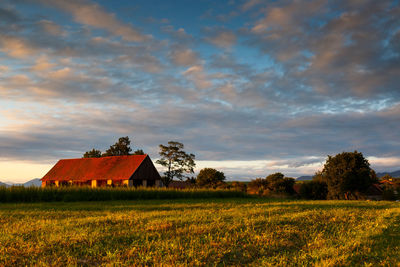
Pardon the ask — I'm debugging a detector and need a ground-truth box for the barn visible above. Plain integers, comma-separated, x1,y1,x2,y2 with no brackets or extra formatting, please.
41,154,162,187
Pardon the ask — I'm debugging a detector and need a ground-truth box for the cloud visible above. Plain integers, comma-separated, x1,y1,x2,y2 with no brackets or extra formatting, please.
0,7,20,23
161,26,194,44
182,65,212,89
0,35,37,58
205,29,237,48
251,0,326,34
170,47,199,66
39,0,149,42
38,20,64,36
0,65,9,73
243,0,400,104
241,0,262,12
1,0,400,181
31,56,56,72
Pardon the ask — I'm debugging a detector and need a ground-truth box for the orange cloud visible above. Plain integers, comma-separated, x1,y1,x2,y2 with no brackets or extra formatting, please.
0,36,36,58
41,0,149,42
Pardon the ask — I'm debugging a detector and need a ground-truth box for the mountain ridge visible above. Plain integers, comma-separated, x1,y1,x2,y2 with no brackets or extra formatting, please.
0,178,42,187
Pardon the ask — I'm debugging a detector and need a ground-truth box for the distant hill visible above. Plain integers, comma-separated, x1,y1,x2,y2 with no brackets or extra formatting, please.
296,175,313,181
0,178,42,187
0,181,9,187
23,178,42,187
377,170,400,178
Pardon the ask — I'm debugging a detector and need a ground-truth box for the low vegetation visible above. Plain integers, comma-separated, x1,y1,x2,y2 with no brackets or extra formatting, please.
0,187,247,203
0,199,398,266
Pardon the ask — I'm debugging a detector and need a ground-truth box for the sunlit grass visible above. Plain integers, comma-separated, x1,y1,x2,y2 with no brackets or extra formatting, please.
0,199,399,266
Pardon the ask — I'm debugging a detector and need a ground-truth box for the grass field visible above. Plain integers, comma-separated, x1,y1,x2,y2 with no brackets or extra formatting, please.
0,198,399,266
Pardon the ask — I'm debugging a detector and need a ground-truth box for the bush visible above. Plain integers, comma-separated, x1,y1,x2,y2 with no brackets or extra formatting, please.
247,173,296,197
382,188,397,201
299,181,328,200
229,182,247,192
196,168,226,188
247,178,269,196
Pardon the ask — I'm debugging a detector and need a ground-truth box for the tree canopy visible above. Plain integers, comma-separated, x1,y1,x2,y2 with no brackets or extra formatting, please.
102,136,132,156
132,149,145,155
83,136,144,158
83,149,102,158
156,141,195,187
248,172,295,196
196,168,225,187
317,151,377,199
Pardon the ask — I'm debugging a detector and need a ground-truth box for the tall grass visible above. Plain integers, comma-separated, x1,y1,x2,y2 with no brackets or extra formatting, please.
0,186,248,203
0,199,398,266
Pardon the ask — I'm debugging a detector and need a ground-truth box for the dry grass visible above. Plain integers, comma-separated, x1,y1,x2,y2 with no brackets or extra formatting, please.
0,198,399,266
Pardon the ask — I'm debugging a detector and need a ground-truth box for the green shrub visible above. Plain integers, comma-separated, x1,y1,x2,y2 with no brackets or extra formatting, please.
382,189,397,201
247,173,296,197
299,181,328,200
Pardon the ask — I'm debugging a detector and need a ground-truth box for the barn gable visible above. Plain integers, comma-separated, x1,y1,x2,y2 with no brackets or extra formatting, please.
130,156,161,180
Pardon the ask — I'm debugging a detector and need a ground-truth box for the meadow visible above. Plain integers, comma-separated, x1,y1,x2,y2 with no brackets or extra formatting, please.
0,198,399,266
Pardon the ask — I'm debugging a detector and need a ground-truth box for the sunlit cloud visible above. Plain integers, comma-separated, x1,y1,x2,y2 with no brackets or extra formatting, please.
205,29,237,48
0,0,399,182
38,0,150,42
0,35,37,58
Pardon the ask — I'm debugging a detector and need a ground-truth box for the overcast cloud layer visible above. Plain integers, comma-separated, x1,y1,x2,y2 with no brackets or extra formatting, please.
1,0,399,181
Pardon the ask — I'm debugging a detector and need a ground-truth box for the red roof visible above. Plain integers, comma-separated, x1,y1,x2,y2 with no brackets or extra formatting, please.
42,155,148,181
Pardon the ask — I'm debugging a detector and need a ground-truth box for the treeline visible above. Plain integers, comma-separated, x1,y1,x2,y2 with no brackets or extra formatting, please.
0,187,249,203
245,151,399,200
191,151,399,201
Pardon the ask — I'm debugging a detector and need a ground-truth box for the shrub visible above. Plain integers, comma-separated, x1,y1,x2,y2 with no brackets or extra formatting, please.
382,189,396,201
247,178,269,196
247,173,296,197
196,168,226,188
230,182,247,192
299,181,328,200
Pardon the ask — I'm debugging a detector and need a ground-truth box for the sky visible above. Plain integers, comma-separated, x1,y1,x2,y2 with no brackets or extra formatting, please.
0,0,400,183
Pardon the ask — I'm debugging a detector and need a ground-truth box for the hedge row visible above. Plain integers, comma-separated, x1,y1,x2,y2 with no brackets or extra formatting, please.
0,186,249,203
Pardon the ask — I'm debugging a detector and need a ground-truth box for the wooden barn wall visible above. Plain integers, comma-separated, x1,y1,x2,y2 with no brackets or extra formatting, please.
130,156,161,181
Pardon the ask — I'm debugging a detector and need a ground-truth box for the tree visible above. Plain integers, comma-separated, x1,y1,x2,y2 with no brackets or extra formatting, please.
133,149,145,155
83,149,102,158
230,181,247,192
247,178,270,195
265,173,295,195
156,141,195,187
318,151,377,199
82,136,145,158
247,173,295,196
196,168,226,187
102,136,132,157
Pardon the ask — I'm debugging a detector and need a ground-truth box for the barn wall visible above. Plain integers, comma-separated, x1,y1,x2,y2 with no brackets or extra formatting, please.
130,156,161,182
